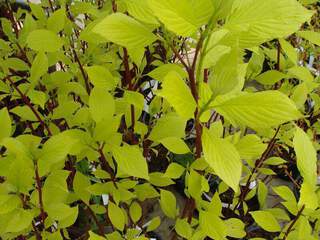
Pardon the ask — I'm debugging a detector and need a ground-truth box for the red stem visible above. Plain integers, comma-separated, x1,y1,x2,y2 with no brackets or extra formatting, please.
4,76,52,136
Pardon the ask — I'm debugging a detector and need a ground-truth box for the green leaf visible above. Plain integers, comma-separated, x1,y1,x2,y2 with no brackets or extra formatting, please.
7,157,34,194
209,48,248,98
30,52,48,85
255,70,287,85
272,185,297,204
293,127,317,186
148,0,214,36
212,91,302,130
28,90,47,109
0,137,31,160
126,0,159,25
212,0,234,20
0,195,20,214
129,201,142,223
42,170,69,206
299,181,318,210
160,189,177,219
0,108,11,142
192,0,215,27
149,172,175,187
27,29,64,52
3,58,29,71
5,209,33,233
149,114,186,141
85,66,117,90
89,87,115,123
235,134,266,160
279,39,298,64
225,218,246,238
147,64,187,82
159,137,190,154
202,128,241,191
297,30,320,46
287,66,314,82
108,202,126,231
10,106,39,121
146,216,161,232
47,203,78,228
257,180,268,208
148,0,197,36
38,132,77,175
89,231,106,240
73,172,91,204
199,210,227,239
164,163,185,179
224,0,313,48
175,218,193,239
187,169,203,200
158,71,196,119
112,144,149,180
250,211,281,232
203,45,231,69
47,8,65,33
264,157,287,165
93,13,157,49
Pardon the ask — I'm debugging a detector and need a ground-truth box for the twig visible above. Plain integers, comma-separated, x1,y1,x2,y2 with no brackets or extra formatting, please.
35,164,46,228
170,44,189,70
72,48,91,94
4,76,52,136
282,205,305,240
234,127,281,215
84,202,105,236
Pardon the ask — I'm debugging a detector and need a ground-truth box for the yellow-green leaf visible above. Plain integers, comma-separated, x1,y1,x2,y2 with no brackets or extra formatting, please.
126,0,159,25
159,137,190,154
293,127,317,186
299,182,318,210
158,71,196,119
224,0,313,48
129,201,142,223
93,13,157,49
27,29,64,52
297,30,320,46
250,211,281,232
160,189,177,219
89,87,115,123
0,108,11,142
108,202,126,231
202,128,241,191
212,91,301,130
148,0,197,37
112,144,149,180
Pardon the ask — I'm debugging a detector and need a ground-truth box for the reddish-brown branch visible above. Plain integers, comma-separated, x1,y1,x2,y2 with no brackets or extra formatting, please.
235,127,281,216
122,48,136,136
276,41,281,71
31,222,42,240
98,147,117,187
35,164,46,227
170,44,189,70
112,0,117,12
5,1,19,38
123,48,132,88
204,69,209,83
283,205,305,240
84,202,105,236
72,49,91,94
4,76,52,136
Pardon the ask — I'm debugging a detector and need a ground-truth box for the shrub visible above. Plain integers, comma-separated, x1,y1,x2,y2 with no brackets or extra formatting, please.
0,0,320,239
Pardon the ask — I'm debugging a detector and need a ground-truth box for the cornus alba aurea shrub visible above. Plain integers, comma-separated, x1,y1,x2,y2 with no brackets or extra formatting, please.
0,0,320,239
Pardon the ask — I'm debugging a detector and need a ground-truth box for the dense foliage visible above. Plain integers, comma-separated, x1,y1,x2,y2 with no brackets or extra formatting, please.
0,0,320,239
